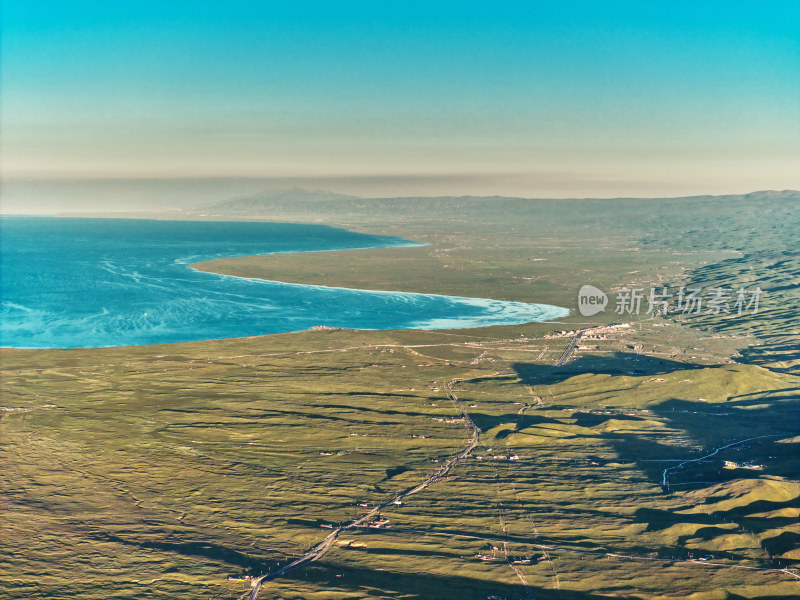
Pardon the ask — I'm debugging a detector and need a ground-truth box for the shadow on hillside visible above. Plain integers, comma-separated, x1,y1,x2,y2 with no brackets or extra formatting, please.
283,561,645,600
466,411,564,436
512,352,705,386
763,531,800,558
619,395,800,566
602,396,800,489
91,531,277,575
738,341,800,374
508,355,800,566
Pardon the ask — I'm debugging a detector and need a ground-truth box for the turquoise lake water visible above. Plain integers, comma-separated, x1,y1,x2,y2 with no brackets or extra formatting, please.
0,217,568,348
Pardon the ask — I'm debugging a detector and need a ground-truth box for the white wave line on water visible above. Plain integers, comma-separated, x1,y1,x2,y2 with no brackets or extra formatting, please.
3,220,571,348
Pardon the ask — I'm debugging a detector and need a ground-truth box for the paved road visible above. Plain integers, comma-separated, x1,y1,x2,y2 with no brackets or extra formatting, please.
555,332,582,367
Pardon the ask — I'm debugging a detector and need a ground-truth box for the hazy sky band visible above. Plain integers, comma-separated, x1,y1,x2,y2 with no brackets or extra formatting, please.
2,1,799,195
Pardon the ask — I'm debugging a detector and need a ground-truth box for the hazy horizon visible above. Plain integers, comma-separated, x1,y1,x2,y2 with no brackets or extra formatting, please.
1,177,798,215
2,1,799,211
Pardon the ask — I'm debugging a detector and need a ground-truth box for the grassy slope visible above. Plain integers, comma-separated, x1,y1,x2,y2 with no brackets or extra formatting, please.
2,194,799,599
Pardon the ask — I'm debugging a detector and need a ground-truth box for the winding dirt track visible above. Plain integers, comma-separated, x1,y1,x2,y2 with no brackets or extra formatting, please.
245,378,479,600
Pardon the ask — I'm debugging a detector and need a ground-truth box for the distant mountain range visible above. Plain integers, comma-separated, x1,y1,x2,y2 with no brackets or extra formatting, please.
200,187,360,212
194,187,800,217
739,189,800,200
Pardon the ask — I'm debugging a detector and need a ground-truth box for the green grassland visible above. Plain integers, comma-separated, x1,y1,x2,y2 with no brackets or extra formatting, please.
2,192,799,599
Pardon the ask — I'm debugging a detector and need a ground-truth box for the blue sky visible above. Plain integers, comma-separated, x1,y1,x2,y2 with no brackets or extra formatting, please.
2,1,799,197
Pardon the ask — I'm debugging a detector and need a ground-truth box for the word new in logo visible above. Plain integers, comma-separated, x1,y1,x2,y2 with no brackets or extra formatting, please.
578,285,608,316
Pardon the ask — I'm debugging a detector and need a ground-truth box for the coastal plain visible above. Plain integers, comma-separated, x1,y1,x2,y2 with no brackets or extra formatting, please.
2,191,799,599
